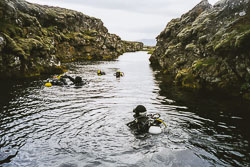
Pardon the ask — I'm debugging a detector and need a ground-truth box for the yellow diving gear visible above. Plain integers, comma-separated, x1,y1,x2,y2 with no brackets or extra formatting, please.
156,119,167,127
56,75,62,79
97,70,101,76
45,82,52,87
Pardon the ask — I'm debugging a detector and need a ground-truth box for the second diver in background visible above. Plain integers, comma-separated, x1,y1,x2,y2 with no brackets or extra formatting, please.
45,75,86,87
97,70,106,76
114,71,124,78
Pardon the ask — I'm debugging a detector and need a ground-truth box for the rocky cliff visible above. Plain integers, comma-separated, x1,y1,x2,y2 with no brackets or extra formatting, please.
150,0,250,99
0,0,143,78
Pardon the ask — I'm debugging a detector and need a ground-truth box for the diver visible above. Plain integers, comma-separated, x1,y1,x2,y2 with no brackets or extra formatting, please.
127,105,167,135
114,71,124,78
45,75,68,86
64,75,86,86
97,70,106,76
126,105,150,134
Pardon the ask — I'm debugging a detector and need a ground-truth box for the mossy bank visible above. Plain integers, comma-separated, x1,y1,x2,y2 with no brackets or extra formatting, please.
150,0,250,100
0,0,143,78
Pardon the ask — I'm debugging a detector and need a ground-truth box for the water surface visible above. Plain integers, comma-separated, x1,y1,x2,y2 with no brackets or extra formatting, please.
0,51,249,167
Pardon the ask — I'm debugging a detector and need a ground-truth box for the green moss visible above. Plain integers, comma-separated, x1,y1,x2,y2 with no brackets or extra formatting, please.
175,68,189,80
0,21,23,37
182,73,200,89
102,55,113,60
203,58,217,65
235,30,250,48
83,34,96,40
163,70,168,74
147,48,155,54
87,55,93,60
41,28,48,36
64,33,74,39
168,43,182,50
47,11,58,19
198,35,208,44
185,43,196,51
84,30,98,36
213,24,250,53
47,26,58,32
175,68,200,88
214,33,236,52
4,34,25,56
177,26,192,40
16,38,43,54
192,58,217,71
193,60,203,71
18,12,39,27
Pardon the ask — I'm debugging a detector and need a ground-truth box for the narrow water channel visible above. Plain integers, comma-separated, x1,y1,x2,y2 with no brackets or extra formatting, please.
0,51,249,167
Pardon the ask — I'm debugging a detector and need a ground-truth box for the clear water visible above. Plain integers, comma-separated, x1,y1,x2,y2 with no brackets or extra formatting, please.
0,51,249,167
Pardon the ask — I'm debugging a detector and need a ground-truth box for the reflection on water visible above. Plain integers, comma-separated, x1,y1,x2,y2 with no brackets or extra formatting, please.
0,51,249,167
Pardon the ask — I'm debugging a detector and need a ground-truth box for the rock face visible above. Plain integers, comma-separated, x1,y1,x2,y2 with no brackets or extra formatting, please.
0,0,143,78
150,0,250,99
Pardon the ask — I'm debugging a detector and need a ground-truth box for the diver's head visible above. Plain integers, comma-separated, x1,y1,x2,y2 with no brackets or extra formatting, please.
75,76,82,83
133,105,147,117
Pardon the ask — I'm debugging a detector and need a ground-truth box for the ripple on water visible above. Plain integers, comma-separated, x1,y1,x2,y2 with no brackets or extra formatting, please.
0,52,249,167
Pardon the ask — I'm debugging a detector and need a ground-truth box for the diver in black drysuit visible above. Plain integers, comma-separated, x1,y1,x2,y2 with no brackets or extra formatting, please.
47,75,86,86
114,71,124,78
64,75,86,86
127,105,150,134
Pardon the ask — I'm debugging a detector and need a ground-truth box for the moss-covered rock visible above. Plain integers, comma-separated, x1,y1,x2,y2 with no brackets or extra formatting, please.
150,0,250,100
0,0,143,79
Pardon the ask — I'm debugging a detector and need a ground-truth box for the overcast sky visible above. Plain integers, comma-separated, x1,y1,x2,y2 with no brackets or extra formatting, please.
26,0,219,42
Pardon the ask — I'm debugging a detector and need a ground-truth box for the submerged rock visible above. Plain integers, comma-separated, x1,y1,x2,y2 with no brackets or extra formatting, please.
0,0,143,78
150,0,250,99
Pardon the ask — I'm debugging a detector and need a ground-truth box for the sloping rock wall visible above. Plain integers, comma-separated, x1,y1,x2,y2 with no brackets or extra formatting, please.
150,0,250,99
0,0,143,78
